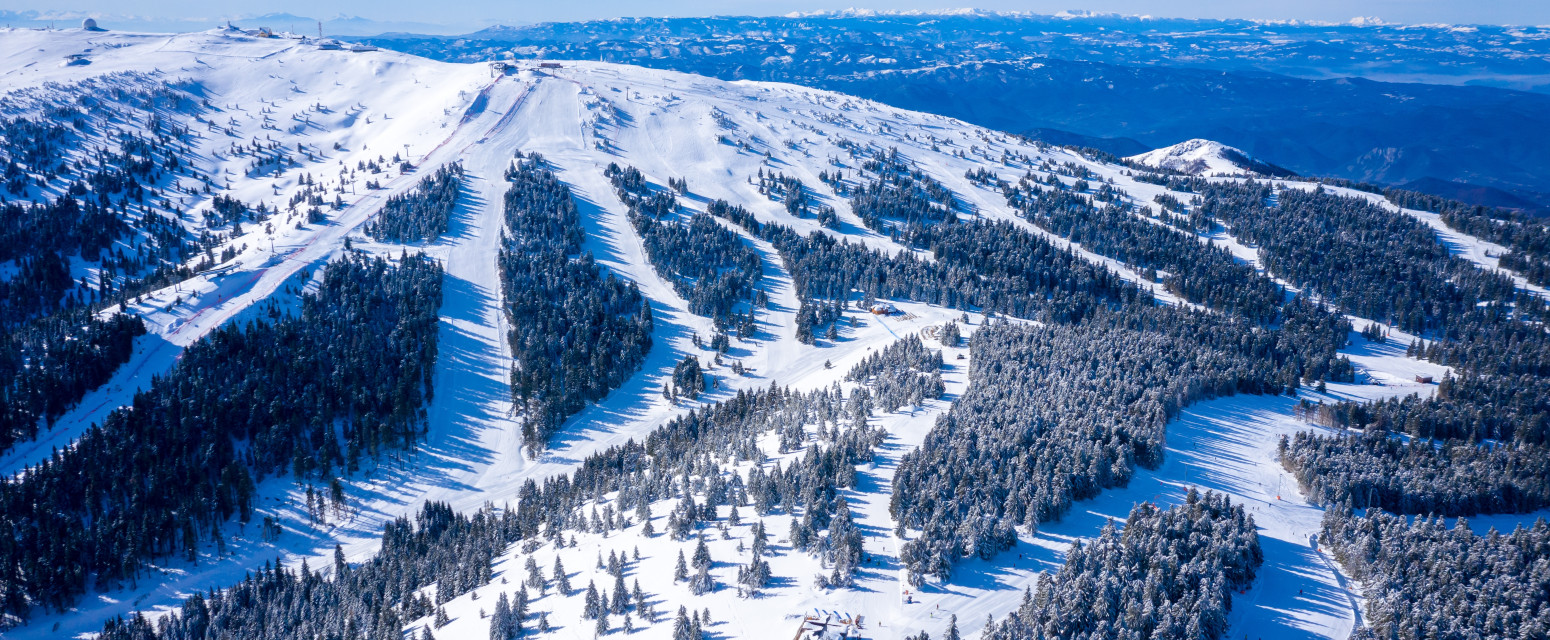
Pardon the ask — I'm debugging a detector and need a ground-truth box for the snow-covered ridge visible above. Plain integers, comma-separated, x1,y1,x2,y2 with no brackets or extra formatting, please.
4,26,1544,640
0,26,1126,640
1128,138,1293,177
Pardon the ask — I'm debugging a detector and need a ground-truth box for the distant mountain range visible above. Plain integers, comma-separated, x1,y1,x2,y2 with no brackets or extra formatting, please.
430,13,1550,94
824,59,1550,211
348,13,1550,212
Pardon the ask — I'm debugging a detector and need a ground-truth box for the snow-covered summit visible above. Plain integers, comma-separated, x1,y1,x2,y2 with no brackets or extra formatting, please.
1127,138,1294,177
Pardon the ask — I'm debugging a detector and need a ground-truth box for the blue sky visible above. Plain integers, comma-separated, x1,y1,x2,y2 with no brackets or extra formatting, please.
9,0,1547,31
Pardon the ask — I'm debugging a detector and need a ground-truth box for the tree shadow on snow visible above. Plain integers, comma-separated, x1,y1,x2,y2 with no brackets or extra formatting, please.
438,179,489,244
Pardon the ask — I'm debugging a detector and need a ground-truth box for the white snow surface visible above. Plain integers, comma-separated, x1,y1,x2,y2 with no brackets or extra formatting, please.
1128,138,1266,176
2,27,1546,640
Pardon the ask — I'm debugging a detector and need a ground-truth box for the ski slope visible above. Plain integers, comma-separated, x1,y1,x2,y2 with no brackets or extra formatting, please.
3,26,1547,640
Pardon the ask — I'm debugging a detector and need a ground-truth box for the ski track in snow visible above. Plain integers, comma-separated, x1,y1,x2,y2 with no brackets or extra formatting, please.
5,28,1549,640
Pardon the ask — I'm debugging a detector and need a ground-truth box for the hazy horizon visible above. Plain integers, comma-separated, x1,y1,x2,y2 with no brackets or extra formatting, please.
3,1,1547,35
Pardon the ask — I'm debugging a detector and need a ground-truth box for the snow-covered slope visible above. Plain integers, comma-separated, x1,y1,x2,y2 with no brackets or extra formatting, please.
3,26,1543,640
1128,138,1292,177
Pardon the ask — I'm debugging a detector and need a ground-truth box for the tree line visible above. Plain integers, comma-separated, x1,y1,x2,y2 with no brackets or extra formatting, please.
1386,187,1550,287
756,169,838,228
1281,429,1550,517
0,252,442,620
0,310,144,457
606,163,763,334
501,154,654,453
1,73,215,318
892,320,1279,583
979,490,1262,640
0,75,225,466
1324,505,1550,640
364,162,464,243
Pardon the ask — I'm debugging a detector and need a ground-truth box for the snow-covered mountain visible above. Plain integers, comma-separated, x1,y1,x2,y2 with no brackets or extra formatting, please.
1,25,1546,640
1127,138,1295,177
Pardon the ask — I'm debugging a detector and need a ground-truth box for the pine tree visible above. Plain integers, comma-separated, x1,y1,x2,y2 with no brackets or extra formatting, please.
489,592,511,640
673,606,693,640
526,555,544,589
334,544,348,577
752,521,768,557
689,563,714,595
742,552,771,591
826,497,863,587
584,580,601,619
612,573,629,614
